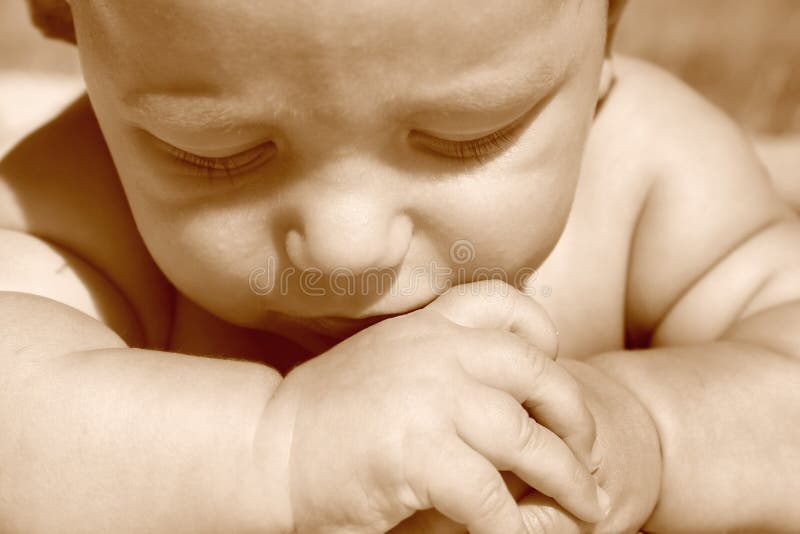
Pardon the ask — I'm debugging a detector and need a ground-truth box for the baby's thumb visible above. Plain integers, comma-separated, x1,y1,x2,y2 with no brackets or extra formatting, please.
427,279,559,359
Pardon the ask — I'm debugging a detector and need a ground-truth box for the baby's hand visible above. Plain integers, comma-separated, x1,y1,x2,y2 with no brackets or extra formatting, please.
254,281,607,533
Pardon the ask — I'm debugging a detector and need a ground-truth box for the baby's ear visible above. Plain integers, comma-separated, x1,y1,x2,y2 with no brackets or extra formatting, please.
27,0,76,45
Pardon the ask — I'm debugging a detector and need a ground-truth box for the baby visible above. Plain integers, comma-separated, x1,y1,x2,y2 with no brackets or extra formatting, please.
2,0,800,532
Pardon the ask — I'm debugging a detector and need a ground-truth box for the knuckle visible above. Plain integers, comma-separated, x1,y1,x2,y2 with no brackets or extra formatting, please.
516,417,546,460
568,461,594,496
525,348,550,381
512,409,537,452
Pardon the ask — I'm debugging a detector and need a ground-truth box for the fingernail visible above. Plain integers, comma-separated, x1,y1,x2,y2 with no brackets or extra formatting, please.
596,486,611,517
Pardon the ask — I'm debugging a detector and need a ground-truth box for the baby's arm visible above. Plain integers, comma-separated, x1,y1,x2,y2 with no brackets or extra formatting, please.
0,272,285,531
596,58,800,532
0,298,284,532
0,285,606,533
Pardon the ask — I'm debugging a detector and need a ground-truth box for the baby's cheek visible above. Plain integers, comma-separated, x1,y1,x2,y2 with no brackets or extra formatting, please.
455,173,571,253
137,209,249,295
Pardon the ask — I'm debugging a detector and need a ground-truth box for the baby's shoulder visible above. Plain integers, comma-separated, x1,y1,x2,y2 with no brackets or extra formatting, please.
597,54,758,175
0,96,173,347
595,56,792,343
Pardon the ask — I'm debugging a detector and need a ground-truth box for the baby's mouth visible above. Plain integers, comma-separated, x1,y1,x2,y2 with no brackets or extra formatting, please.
280,296,437,344
269,300,434,354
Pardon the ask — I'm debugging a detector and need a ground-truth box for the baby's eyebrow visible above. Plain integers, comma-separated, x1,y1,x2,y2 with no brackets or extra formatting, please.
407,62,562,116
122,89,304,131
120,77,316,130
121,62,563,130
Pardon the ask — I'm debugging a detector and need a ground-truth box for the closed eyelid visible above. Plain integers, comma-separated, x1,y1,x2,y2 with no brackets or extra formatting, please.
407,126,520,164
165,142,275,164
136,125,268,159
406,101,538,163
151,135,277,178
408,80,559,144
411,108,531,142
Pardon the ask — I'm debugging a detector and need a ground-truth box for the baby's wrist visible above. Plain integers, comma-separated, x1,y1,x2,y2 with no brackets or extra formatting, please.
560,355,663,532
571,354,662,476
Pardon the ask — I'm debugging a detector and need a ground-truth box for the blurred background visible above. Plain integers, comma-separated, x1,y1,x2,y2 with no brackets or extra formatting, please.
617,0,800,135
1,0,799,163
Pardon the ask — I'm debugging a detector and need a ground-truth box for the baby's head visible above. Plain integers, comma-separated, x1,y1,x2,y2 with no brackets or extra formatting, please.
36,0,624,340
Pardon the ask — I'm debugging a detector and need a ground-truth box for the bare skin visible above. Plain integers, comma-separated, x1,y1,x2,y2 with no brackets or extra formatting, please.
2,0,800,532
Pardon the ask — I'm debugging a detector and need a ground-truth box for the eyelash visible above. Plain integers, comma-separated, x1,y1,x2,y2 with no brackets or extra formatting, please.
409,128,518,164
166,118,523,177
408,113,527,164
166,142,276,179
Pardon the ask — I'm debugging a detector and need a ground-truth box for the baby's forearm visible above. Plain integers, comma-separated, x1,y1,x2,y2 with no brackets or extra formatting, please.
0,292,284,533
589,304,800,532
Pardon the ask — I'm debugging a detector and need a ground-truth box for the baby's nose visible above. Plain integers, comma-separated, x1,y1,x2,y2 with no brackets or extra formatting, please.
285,193,413,275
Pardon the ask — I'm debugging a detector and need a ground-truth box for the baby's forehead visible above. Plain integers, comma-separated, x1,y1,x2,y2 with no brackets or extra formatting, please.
75,0,594,123
79,0,576,68
87,0,567,38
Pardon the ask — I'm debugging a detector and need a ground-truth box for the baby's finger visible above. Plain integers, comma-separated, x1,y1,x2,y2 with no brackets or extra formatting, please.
389,472,530,534
405,433,528,534
518,491,592,534
456,329,597,470
427,279,558,359
454,386,607,523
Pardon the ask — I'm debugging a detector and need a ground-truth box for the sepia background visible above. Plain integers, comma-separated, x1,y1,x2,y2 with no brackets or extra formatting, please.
1,0,799,175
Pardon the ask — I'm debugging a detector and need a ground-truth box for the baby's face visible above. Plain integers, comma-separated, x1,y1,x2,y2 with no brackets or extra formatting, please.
71,0,607,339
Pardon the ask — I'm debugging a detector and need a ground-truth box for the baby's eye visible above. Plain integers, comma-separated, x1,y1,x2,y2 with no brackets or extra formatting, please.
408,115,526,164
166,141,277,179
